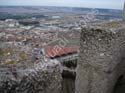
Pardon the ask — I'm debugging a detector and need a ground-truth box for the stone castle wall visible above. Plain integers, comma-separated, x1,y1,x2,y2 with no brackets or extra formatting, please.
76,26,125,93
0,60,62,93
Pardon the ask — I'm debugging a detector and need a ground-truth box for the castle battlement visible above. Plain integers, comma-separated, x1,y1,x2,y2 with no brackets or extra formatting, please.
76,22,125,93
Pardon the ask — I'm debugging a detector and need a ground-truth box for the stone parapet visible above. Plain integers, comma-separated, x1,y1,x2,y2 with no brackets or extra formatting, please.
76,24,125,93
0,60,62,93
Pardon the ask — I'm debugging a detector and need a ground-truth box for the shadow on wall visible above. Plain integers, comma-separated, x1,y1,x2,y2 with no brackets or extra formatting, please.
113,75,125,93
61,70,76,93
114,57,125,93
113,76,125,93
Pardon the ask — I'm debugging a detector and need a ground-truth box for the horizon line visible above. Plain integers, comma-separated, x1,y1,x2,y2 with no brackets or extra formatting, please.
0,5,122,10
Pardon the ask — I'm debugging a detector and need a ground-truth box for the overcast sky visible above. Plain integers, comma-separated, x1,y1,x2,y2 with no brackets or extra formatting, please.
0,0,124,9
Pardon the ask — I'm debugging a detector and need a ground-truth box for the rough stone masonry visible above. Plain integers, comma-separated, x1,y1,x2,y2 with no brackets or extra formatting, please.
75,22,125,93
0,60,62,93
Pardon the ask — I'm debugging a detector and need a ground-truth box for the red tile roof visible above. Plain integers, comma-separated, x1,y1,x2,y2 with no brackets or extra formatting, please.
44,46,79,58
0,30,22,34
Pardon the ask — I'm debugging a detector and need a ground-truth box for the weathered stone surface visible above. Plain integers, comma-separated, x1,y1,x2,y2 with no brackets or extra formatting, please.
76,24,125,93
0,60,62,93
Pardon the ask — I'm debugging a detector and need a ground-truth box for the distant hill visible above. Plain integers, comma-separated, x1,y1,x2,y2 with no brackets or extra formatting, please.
0,6,122,20
0,6,122,14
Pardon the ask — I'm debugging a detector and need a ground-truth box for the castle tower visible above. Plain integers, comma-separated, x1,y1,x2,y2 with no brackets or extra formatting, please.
123,1,125,21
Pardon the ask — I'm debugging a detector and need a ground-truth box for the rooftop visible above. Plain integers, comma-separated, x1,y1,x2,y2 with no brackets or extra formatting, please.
44,46,79,58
